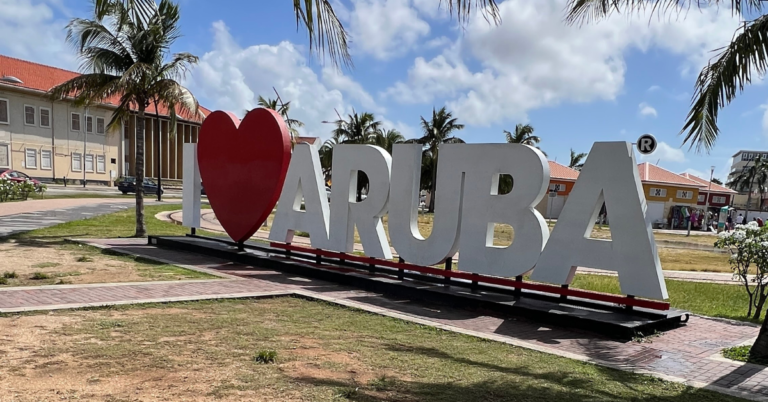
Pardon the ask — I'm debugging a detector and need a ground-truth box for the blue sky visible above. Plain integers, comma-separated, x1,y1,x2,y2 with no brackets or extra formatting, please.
2,0,765,181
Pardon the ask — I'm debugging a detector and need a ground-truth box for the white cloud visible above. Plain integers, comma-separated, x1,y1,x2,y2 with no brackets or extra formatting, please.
638,102,658,118
639,141,687,163
682,167,706,178
385,0,741,125
0,0,76,69
647,85,661,92
348,0,430,60
425,36,452,49
186,21,381,139
761,103,768,138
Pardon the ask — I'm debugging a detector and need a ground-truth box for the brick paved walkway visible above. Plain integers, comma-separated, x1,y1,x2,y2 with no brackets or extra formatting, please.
1,238,766,401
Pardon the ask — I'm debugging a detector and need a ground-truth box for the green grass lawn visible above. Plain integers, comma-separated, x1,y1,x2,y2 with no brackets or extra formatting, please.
0,297,743,401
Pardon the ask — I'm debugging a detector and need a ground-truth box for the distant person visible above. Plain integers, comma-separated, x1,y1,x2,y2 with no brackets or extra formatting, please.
727,214,734,232
737,213,744,225
759,217,765,227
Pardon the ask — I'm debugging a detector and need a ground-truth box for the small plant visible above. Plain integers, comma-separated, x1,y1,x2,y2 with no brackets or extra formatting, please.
0,277,7,285
295,231,310,237
333,387,359,399
723,345,751,363
368,376,395,391
35,183,47,198
253,349,277,364
30,272,51,280
76,256,93,263
3,271,17,279
96,320,125,329
33,262,60,269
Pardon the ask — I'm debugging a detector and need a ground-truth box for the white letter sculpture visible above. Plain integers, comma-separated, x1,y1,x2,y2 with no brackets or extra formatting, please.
530,142,668,300
182,143,201,229
388,144,464,266
328,145,393,259
457,144,550,277
269,143,332,248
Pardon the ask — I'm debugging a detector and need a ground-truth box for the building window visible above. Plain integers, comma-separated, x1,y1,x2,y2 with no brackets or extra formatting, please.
86,115,93,133
71,113,81,131
24,105,36,126
25,149,37,169
713,196,727,204
39,107,51,128
41,150,52,170
549,183,566,192
0,143,9,167
72,153,82,172
649,188,666,197
697,194,705,203
96,117,105,134
96,155,105,173
0,98,8,124
676,190,693,199
84,154,94,172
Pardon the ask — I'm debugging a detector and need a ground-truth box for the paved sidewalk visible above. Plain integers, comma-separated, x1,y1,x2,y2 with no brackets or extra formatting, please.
164,209,748,286
0,199,143,237
0,198,134,217
0,237,765,401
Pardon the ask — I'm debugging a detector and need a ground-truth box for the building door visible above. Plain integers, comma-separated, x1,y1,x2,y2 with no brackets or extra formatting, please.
646,201,665,226
546,196,567,219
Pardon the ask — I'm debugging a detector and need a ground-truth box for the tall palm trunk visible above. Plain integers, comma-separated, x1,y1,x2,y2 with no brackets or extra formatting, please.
750,317,768,362
429,147,438,213
745,178,754,222
135,104,147,237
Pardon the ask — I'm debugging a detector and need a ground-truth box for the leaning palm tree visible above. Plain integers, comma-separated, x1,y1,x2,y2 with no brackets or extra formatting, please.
727,156,768,222
254,95,304,139
412,107,465,212
100,0,501,69
332,110,382,145
373,128,405,155
50,0,200,237
564,0,767,152
504,124,546,156
569,148,588,170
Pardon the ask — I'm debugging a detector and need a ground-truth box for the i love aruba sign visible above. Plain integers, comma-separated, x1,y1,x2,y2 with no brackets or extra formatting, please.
184,109,668,301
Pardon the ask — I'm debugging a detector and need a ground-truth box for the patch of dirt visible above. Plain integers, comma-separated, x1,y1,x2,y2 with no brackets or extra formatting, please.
0,241,162,286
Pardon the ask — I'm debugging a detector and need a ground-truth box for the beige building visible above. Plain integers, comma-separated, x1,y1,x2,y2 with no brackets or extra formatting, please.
0,54,208,185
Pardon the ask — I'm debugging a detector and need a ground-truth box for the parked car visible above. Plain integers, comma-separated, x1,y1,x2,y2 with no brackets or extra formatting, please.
326,186,331,201
0,169,41,186
116,176,163,195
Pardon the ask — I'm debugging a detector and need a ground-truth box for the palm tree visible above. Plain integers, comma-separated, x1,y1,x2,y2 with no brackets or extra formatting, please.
373,129,405,155
252,95,304,139
332,110,382,145
564,0,767,152
99,0,501,69
504,124,546,156
412,107,465,212
319,132,342,183
728,157,768,222
712,177,723,185
50,0,201,237
569,149,588,170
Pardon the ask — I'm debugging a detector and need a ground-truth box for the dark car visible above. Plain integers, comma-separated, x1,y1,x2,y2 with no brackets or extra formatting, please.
0,168,41,185
116,176,163,195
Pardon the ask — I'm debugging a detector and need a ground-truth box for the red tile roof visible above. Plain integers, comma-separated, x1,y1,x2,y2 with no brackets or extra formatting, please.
548,161,580,181
296,136,318,145
0,54,209,122
638,162,704,188
679,173,737,194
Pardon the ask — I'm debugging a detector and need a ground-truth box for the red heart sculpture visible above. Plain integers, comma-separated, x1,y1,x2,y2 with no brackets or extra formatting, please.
197,109,291,243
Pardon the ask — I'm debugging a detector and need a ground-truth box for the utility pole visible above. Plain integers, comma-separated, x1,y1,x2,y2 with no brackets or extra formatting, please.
702,165,715,231
83,107,88,187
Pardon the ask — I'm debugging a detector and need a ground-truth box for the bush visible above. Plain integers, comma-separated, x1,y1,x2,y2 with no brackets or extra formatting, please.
0,277,7,285
253,349,277,364
30,272,51,280
3,271,17,279
716,222,768,320
0,178,44,202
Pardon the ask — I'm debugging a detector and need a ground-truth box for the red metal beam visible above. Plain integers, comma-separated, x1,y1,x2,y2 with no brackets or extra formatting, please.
270,242,670,311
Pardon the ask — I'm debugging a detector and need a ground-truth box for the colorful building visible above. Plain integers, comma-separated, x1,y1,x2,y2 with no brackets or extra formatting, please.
535,161,580,219
0,54,209,185
678,173,736,209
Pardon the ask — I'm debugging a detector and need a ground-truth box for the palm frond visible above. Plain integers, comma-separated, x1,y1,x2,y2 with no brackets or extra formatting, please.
293,0,352,69
681,15,768,152
565,0,764,26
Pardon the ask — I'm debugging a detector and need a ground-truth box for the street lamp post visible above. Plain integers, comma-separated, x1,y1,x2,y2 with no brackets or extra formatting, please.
702,165,715,231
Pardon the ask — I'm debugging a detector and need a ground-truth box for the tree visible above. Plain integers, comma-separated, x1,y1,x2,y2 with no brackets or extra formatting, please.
712,177,723,185
373,129,405,155
569,148,588,170
319,132,342,183
252,95,304,139
51,0,201,237
100,0,500,69
727,157,768,222
412,107,466,213
330,110,384,200
564,0,768,152
504,124,546,156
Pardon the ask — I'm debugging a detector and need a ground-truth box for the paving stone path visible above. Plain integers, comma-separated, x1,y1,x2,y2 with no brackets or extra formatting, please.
0,199,141,237
0,237,765,401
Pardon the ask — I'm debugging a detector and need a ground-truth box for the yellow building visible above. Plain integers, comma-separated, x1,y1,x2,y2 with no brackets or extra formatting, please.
0,54,208,185
638,162,705,228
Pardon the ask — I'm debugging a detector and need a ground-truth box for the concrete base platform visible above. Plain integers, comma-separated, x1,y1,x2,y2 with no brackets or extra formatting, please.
149,235,689,340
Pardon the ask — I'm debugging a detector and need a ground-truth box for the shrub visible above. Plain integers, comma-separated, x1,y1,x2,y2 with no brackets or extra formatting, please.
3,271,17,279
715,222,768,320
76,256,93,263
30,272,51,280
0,277,7,285
253,349,277,364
